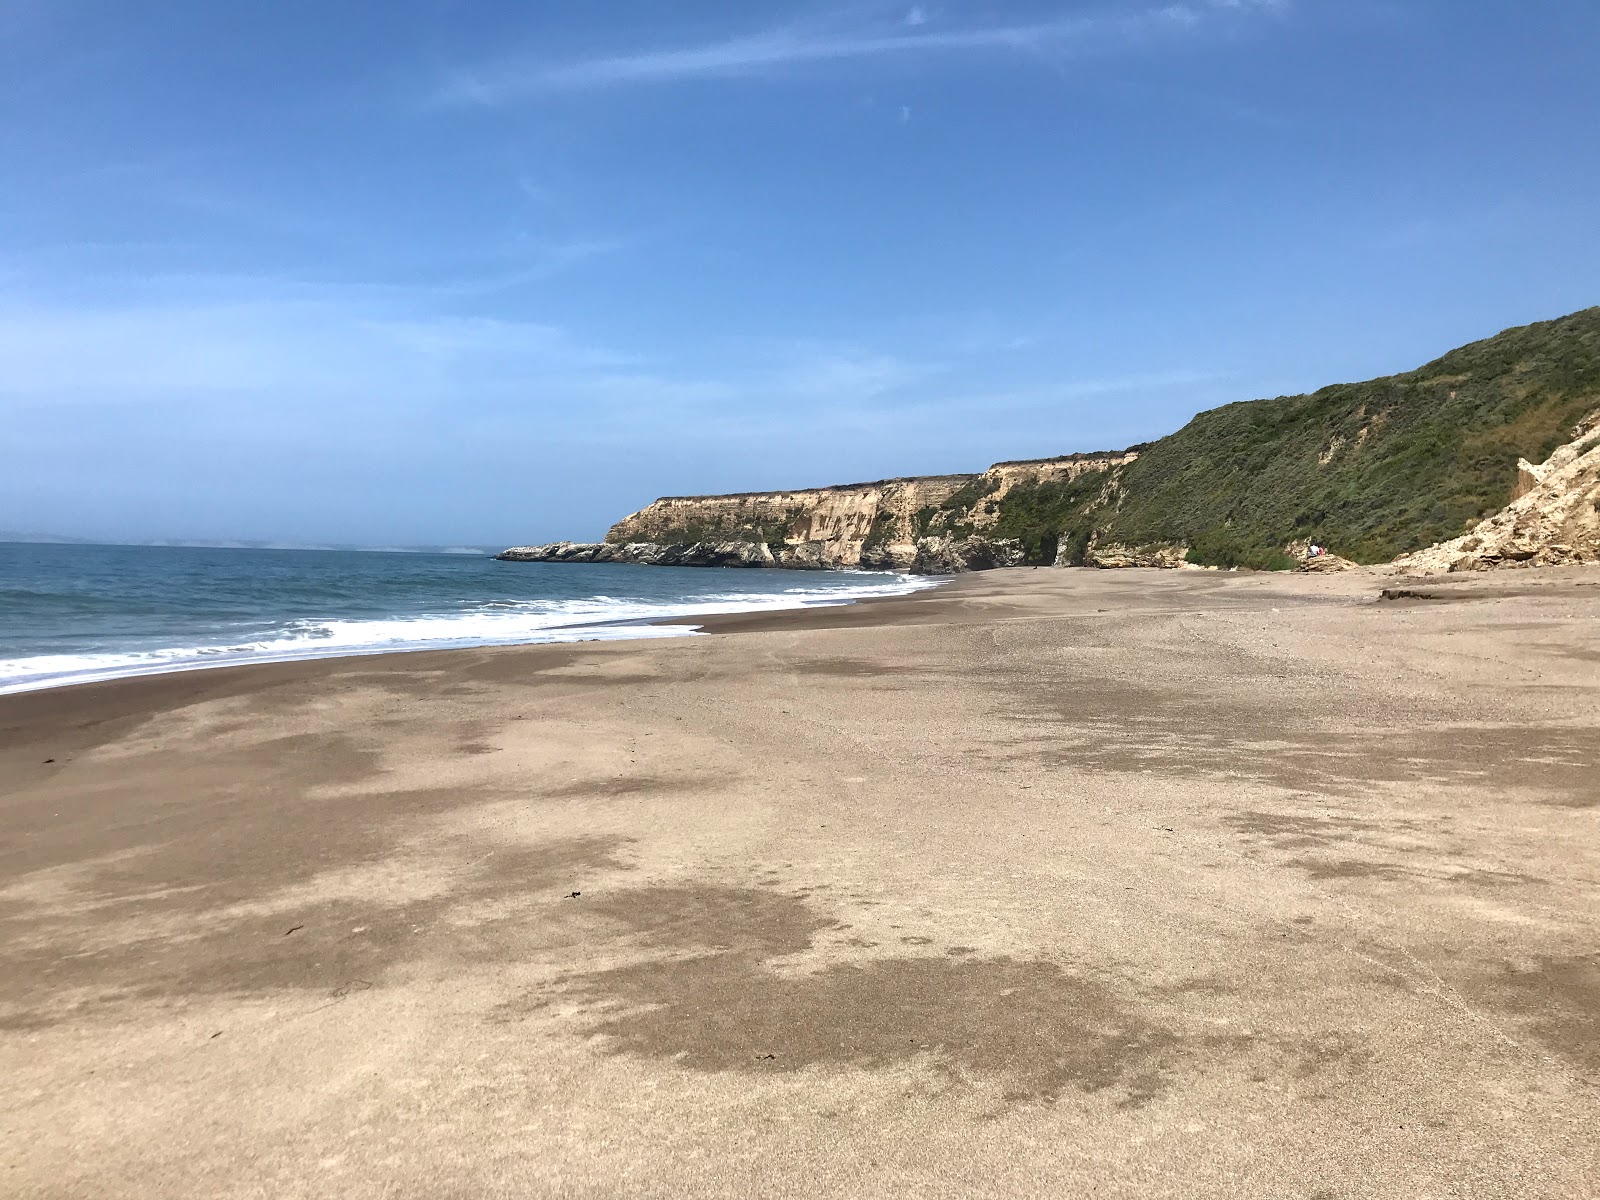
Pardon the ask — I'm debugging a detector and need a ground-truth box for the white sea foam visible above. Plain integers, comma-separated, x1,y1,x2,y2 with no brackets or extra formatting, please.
0,572,942,694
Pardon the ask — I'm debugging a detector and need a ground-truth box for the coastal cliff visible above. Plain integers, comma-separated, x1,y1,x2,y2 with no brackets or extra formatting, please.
500,307,1600,575
499,453,1135,573
606,473,979,570
602,452,1138,571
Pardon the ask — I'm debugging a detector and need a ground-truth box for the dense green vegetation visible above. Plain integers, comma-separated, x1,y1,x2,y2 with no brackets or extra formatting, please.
984,307,1600,566
981,471,1115,565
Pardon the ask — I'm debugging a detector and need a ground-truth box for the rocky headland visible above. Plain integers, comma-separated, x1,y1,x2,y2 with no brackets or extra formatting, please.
500,308,1600,576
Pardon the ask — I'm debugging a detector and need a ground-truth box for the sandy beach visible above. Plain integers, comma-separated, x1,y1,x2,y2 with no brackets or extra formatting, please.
3,565,1598,1198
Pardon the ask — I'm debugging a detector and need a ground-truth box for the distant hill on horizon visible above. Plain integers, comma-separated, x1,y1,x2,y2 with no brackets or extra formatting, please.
0,531,101,546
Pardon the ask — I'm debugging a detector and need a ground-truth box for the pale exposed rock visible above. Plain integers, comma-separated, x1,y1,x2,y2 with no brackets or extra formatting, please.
1512,460,1544,501
606,476,976,571
1285,539,1360,571
1083,541,1191,569
1394,412,1600,574
1298,553,1359,573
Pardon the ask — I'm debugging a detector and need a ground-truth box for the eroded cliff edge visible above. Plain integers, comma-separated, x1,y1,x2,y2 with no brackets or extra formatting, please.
499,452,1138,574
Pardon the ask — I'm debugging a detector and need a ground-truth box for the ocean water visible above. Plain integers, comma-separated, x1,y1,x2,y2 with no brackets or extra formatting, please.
0,542,940,694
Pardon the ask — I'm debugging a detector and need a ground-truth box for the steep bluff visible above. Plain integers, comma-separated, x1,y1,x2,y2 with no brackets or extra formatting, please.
604,453,1136,571
605,474,976,570
500,307,1600,575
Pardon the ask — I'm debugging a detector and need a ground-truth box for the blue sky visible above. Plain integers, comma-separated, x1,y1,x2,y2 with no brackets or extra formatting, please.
3,1,1597,546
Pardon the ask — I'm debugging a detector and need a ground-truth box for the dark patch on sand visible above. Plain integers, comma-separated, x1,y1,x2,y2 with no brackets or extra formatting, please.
1223,810,1414,851
1002,673,1598,806
545,885,1182,1107
1285,1031,1374,1079
0,715,636,1028
0,831,632,1029
538,773,729,800
1285,858,1538,886
1285,858,1430,883
1491,954,1600,1075
780,658,937,680
1223,812,1542,887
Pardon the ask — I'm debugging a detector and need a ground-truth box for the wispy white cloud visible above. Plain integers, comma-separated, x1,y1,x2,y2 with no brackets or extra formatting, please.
440,1,1288,104
0,269,634,407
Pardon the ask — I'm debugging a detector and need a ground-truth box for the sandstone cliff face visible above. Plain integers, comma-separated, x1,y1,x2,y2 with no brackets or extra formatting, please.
1393,412,1600,573
606,475,977,571
602,453,1136,573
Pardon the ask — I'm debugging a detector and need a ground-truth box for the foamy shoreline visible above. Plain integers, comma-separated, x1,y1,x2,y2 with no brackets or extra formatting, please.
0,573,947,695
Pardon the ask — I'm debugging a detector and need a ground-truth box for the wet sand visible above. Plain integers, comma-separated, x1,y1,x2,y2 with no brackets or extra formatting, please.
3,565,1598,1198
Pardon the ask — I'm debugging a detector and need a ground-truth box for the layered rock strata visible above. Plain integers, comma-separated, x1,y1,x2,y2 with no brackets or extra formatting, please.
599,452,1137,574
605,475,977,571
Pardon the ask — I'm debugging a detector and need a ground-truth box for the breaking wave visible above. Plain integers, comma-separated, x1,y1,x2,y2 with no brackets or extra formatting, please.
0,572,941,695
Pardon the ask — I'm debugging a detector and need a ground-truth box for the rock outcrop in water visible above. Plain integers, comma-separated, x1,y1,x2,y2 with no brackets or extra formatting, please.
496,534,1031,575
497,541,778,568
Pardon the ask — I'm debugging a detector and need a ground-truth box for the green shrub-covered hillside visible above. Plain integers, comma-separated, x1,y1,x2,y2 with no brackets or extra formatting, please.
998,307,1600,566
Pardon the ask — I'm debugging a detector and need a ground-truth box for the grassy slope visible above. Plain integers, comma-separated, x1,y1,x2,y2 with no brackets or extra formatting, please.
985,307,1600,567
